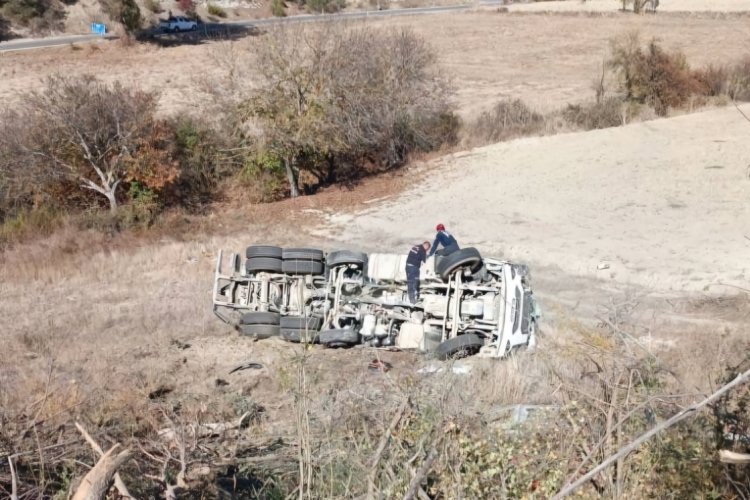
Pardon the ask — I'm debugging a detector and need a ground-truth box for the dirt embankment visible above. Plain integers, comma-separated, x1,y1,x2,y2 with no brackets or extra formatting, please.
317,104,750,293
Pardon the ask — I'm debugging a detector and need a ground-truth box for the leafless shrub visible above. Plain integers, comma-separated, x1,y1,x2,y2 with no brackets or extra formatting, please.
605,32,750,117
304,0,344,13
608,32,703,116
465,98,544,146
563,97,625,130
620,0,659,13
728,56,750,102
694,64,730,97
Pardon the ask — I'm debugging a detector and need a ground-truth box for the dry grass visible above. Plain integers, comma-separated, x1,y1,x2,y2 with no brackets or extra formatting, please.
3,7,750,496
1,189,748,494
3,12,750,118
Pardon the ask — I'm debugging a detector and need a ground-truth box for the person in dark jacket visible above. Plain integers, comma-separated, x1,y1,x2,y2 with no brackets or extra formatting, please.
429,223,460,257
405,241,431,304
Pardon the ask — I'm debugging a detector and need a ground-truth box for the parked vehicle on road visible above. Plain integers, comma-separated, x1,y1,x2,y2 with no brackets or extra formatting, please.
212,245,540,359
159,16,198,32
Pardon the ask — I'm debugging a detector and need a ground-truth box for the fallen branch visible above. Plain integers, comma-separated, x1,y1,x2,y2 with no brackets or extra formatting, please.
720,450,750,464
733,99,750,125
8,456,18,500
366,399,409,500
157,411,251,442
554,366,750,499
403,447,438,500
72,444,132,500
75,422,134,499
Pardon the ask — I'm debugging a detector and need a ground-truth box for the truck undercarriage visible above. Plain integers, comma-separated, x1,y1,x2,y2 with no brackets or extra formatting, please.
212,246,540,359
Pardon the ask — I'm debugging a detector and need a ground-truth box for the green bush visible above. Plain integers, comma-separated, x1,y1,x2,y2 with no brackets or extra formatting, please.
2,0,46,25
166,115,227,210
207,2,226,16
143,0,161,13
123,181,160,228
120,0,141,31
0,206,61,247
247,25,456,197
0,13,12,40
100,0,141,32
270,0,285,16
240,151,287,203
305,0,344,13
2,0,64,32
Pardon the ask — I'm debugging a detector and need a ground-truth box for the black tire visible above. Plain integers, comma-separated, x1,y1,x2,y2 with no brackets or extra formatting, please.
238,324,279,339
326,250,368,268
280,328,320,344
241,312,281,325
282,248,324,261
319,328,360,347
280,316,322,330
246,257,283,274
246,245,283,259
434,333,484,360
436,247,483,281
282,260,324,275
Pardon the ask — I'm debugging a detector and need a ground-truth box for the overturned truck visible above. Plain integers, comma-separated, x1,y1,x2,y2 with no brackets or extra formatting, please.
212,246,540,359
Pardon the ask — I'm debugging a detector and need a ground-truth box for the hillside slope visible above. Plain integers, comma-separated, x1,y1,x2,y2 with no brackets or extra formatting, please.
319,105,750,292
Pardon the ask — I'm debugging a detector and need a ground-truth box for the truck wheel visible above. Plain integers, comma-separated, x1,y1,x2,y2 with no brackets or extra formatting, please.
436,248,483,281
280,316,322,330
282,248,324,261
238,324,279,339
319,328,360,347
245,257,282,274
434,333,484,360
241,312,280,325
281,328,320,344
282,260,324,275
246,245,283,259
326,250,367,268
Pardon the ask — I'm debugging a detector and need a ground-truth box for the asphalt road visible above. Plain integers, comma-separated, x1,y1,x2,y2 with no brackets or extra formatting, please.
0,1,502,53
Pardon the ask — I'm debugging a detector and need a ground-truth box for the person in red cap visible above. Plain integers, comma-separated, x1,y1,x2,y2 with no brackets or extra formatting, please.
429,223,460,257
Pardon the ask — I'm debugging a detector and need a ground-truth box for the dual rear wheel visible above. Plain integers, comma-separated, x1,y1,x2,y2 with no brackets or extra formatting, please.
244,245,325,276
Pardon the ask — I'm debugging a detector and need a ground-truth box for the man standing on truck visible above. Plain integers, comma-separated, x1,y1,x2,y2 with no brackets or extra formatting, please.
406,241,431,304
429,223,460,257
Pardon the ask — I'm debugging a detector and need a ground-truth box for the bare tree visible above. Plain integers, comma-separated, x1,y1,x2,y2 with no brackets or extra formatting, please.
620,0,658,13
12,75,159,212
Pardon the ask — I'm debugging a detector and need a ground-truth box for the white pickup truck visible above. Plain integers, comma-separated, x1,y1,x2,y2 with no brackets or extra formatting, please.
212,246,540,359
159,16,198,32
